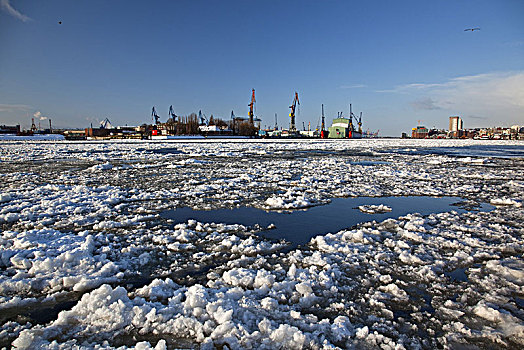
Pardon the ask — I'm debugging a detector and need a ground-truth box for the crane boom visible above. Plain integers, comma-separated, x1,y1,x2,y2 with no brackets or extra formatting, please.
348,104,354,131
289,91,299,132
321,104,325,131
248,89,256,125
198,110,208,125
151,107,160,125
168,105,177,122
320,104,329,138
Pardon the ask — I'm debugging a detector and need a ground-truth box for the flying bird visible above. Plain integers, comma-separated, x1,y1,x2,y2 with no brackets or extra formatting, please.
58,21,62,24
464,27,480,31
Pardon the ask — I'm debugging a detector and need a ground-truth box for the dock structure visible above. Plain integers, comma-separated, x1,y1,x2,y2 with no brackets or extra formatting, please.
328,104,362,139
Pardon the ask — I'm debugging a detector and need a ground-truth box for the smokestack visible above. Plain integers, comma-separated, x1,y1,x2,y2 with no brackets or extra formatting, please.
49,119,52,133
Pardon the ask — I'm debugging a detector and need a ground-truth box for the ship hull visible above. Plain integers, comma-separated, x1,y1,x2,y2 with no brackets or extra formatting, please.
348,131,362,139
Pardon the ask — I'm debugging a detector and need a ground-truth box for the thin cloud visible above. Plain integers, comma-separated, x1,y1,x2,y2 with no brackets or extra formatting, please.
378,73,507,93
467,115,488,120
410,97,442,111
400,82,448,90
0,103,32,112
448,73,496,83
1,0,32,22
340,84,367,89
375,82,447,93
503,40,524,48
398,71,524,126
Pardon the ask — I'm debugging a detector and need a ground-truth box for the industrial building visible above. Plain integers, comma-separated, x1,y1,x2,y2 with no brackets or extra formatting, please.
328,104,362,139
0,125,21,134
412,126,429,139
448,116,463,138
328,116,354,138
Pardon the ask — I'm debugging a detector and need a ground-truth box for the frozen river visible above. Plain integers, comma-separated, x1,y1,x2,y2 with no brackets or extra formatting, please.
0,139,523,349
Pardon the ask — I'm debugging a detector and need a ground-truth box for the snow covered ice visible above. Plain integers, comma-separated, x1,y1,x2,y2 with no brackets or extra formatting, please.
0,138,523,349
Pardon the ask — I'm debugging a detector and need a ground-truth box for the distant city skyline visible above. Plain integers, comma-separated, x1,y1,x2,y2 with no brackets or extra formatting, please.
1,0,523,136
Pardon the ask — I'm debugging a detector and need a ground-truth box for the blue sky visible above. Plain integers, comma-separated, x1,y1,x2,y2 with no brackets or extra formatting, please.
1,0,523,136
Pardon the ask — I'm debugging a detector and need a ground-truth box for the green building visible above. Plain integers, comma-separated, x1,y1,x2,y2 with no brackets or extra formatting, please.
328,117,362,139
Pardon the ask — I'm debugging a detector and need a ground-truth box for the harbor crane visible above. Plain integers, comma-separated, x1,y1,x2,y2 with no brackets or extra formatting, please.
321,104,328,138
151,107,160,125
248,89,256,125
100,118,113,129
168,105,177,122
348,104,356,132
289,92,299,132
348,104,363,133
198,110,208,125
231,110,236,135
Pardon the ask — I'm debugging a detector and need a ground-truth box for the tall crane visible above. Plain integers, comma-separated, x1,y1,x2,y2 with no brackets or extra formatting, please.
168,105,177,122
248,89,256,125
289,91,299,132
230,110,236,135
151,107,160,125
198,110,208,125
348,104,355,132
321,104,325,131
320,104,328,139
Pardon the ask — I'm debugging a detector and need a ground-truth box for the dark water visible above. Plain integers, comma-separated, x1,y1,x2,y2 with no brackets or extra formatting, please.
350,160,391,166
28,301,77,324
515,297,524,308
391,145,524,159
445,267,469,282
161,196,493,247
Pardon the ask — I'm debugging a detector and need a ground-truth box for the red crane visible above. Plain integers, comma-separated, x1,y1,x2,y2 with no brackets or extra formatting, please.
321,104,329,139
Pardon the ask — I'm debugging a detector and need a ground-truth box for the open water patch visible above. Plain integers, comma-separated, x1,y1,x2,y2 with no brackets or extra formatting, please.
390,145,524,159
150,147,185,155
350,160,391,166
161,196,494,247
445,267,469,282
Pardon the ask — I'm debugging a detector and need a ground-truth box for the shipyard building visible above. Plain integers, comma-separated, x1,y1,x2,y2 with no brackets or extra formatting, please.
449,116,463,138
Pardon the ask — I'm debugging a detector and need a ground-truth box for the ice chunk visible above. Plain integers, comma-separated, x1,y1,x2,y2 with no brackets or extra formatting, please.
295,282,313,297
398,250,424,265
356,326,369,339
490,198,522,207
0,193,12,203
269,324,306,348
358,204,392,214
486,259,524,285
222,268,256,288
89,162,113,171
379,283,409,301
